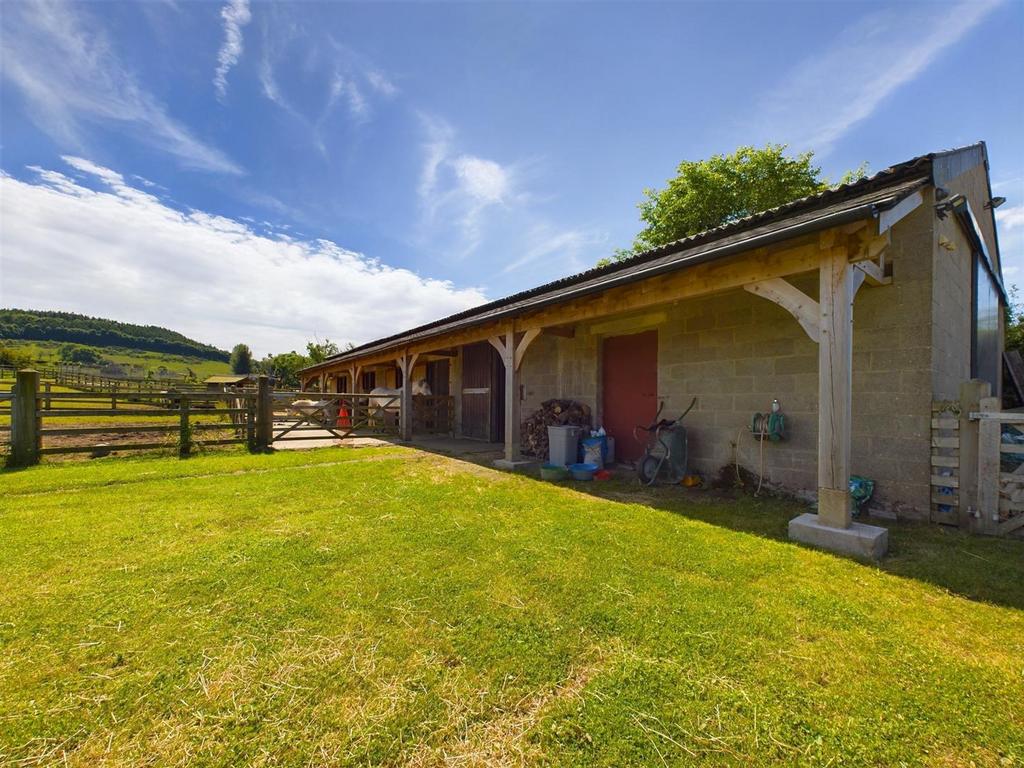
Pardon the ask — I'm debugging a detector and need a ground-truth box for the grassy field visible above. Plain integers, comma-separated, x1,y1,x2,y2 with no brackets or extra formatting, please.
1,447,1022,766
3,340,232,380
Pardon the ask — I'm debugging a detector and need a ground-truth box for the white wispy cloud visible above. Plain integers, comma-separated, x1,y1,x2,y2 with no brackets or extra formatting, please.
997,205,1024,231
997,204,1024,282
413,113,607,275
0,159,488,355
501,227,608,275
416,113,525,257
256,24,396,153
0,0,242,175
366,70,398,97
213,0,252,100
327,72,368,121
755,0,1002,154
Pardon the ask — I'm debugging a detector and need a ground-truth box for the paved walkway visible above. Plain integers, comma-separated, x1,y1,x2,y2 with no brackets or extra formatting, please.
271,424,504,461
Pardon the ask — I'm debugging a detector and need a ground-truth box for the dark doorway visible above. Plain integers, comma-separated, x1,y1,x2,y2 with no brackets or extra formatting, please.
426,359,450,396
335,375,348,393
602,330,658,462
461,342,504,441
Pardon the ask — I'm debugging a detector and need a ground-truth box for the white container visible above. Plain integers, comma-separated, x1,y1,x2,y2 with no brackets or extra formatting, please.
548,425,583,466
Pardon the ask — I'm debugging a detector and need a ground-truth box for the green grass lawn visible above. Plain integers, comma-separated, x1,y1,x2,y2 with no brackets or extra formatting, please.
1,447,1022,766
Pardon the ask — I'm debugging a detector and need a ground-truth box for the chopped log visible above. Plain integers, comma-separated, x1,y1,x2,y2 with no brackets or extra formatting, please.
520,399,592,458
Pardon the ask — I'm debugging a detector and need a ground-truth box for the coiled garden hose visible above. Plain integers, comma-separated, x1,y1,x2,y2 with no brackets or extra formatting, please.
751,411,785,442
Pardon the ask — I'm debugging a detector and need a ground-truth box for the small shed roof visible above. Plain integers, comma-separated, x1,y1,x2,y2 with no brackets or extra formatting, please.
204,374,250,384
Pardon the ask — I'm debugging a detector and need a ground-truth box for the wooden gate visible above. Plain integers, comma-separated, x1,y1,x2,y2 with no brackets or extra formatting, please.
270,392,399,444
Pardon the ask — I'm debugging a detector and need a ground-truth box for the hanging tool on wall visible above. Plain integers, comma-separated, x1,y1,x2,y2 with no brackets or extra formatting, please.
751,399,785,442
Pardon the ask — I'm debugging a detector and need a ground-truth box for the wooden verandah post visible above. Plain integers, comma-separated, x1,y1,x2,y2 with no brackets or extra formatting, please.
398,352,419,441
817,244,855,528
490,325,540,465
744,227,889,557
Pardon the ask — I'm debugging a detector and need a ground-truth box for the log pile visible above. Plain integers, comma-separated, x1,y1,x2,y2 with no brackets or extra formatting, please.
521,399,592,458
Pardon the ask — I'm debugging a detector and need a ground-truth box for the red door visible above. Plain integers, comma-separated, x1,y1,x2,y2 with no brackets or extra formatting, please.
602,330,658,462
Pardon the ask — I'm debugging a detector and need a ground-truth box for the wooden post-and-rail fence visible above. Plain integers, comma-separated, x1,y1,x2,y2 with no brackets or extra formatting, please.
927,379,1024,539
3,371,448,467
4,370,271,467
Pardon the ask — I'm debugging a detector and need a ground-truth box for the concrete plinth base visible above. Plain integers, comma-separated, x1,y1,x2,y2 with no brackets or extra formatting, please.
493,458,539,473
788,513,888,559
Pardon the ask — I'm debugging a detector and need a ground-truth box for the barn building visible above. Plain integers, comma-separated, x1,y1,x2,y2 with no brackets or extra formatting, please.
299,143,1007,553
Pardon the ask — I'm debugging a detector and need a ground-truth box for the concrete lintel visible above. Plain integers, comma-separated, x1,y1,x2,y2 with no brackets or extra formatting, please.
788,512,888,560
493,458,539,474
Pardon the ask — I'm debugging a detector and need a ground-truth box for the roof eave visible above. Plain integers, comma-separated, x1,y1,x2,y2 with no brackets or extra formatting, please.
299,180,927,374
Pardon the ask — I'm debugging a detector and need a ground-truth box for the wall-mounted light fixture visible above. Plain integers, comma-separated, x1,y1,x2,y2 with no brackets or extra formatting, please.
934,193,966,220
985,196,1007,209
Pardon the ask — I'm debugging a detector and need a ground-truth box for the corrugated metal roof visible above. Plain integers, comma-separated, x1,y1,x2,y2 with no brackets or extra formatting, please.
301,147,949,373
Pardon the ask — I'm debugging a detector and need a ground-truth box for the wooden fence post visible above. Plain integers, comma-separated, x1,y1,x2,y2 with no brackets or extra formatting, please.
957,380,988,527
255,375,273,450
246,394,257,451
43,382,52,411
179,394,191,458
10,370,40,467
976,395,1001,535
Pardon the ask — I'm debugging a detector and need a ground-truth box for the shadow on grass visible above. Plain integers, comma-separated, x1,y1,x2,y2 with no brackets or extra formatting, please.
572,471,1024,612
410,440,1024,613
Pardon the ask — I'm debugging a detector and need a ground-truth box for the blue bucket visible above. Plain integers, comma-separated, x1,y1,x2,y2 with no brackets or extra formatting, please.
569,462,598,481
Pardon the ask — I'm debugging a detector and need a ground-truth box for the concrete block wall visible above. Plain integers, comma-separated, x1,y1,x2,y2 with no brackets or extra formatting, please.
521,331,599,417
519,206,940,518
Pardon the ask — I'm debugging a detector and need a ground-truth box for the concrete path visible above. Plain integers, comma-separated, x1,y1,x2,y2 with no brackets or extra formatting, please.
271,424,503,461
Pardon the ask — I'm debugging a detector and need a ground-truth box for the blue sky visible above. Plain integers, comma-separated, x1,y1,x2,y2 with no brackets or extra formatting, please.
1,0,1022,355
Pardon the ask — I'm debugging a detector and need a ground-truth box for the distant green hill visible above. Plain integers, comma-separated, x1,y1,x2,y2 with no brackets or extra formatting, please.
0,309,228,362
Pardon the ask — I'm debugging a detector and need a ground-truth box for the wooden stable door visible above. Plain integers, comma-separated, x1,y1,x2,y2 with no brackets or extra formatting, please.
602,330,658,462
461,342,504,442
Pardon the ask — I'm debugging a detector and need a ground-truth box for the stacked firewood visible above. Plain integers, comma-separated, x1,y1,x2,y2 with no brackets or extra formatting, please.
520,399,593,457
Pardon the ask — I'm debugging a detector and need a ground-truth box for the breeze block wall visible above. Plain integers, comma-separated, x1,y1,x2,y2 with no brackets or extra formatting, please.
520,203,939,519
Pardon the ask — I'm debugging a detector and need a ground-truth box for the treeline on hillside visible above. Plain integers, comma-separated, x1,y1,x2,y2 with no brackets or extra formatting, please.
0,309,229,362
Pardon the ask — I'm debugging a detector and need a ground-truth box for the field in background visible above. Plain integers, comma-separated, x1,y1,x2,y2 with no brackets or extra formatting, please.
3,340,232,380
1,446,1021,766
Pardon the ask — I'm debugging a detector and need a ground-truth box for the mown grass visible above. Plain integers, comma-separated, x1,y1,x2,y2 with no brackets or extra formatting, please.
1,447,1021,766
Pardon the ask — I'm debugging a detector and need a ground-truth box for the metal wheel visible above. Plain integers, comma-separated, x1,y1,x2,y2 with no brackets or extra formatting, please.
637,454,665,486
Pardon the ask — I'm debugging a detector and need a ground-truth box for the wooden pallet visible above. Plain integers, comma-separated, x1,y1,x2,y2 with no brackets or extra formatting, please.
930,402,960,525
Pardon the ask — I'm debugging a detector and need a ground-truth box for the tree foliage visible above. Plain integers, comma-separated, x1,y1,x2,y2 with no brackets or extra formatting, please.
257,351,308,388
58,344,107,365
1006,286,1024,355
0,346,33,369
0,309,228,361
230,343,253,374
305,338,341,364
607,144,867,263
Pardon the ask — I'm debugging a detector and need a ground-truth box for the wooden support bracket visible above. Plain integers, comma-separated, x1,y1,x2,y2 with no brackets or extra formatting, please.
514,329,540,370
853,259,890,288
744,278,821,343
487,336,507,359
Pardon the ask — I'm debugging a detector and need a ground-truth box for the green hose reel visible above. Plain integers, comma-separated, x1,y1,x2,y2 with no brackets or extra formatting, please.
751,410,785,442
